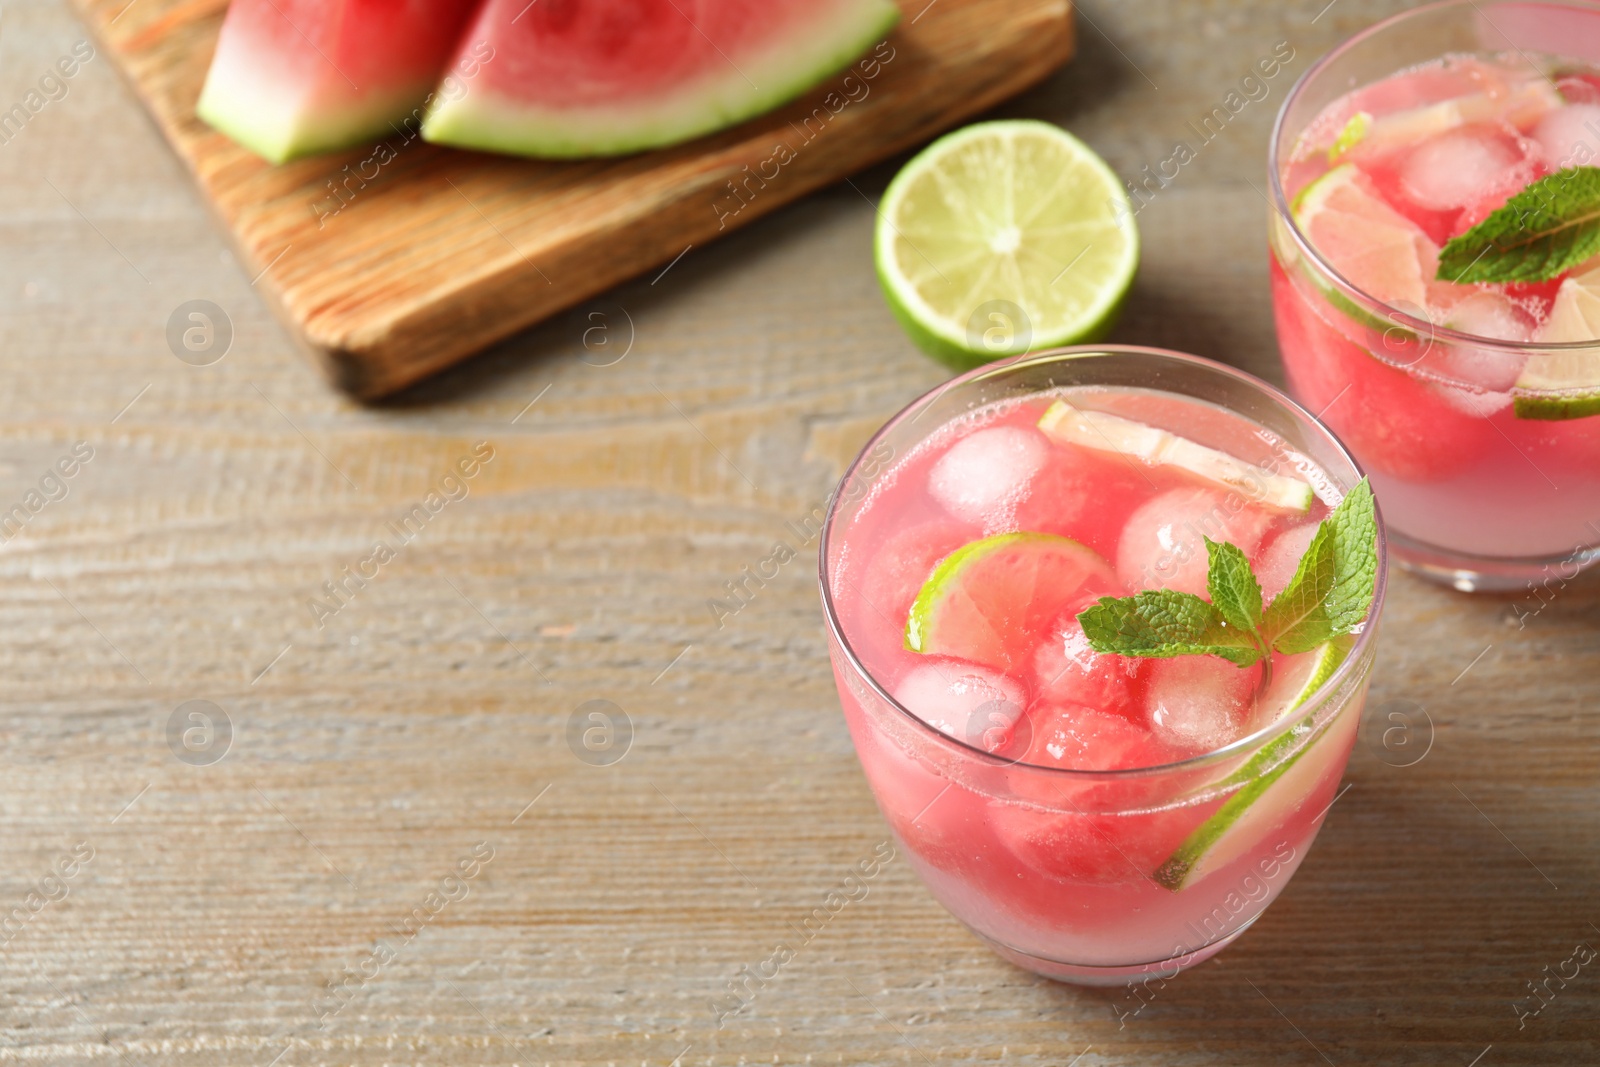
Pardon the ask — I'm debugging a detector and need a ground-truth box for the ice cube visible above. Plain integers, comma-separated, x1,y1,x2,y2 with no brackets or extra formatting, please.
892,660,1027,754
1032,611,1141,716
1144,656,1258,755
1422,291,1532,415
1445,290,1533,344
1255,522,1319,601
1400,126,1528,211
1115,486,1275,596
1533,103,1600,172
927,425,1048,527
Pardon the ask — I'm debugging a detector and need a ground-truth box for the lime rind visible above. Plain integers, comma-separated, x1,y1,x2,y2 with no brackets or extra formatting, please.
875,120,1139,371
1153,636,1356,892
904,531,1095,657
1513,370,1600,420
904,532,1042,653
1326,111,1371,163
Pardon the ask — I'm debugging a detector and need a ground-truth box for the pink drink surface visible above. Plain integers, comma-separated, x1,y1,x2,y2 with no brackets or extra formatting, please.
1273,53,1600,559
828,389,1360,968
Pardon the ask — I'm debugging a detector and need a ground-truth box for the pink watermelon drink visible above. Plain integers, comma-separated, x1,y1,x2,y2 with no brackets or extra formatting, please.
820,346,1385,985
1269,0,1600,590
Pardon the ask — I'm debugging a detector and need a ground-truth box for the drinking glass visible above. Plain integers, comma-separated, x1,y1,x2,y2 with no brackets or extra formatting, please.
1268,0,1600,591
819,346,1387,985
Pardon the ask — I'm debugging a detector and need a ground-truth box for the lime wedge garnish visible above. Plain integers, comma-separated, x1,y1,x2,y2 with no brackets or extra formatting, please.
1153,636,1355,892
1519,261,1600,420
1292,163,1438,313
904,531,1118,672
875,120,1139,371
1037,401,1314,513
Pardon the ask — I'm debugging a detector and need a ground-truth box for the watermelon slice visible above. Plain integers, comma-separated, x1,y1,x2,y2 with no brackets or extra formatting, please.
197,0,481,164
422,0,902,159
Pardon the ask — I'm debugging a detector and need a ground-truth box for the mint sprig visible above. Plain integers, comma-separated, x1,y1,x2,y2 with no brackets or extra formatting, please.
1078,480,1377,668
1437,167,1600,284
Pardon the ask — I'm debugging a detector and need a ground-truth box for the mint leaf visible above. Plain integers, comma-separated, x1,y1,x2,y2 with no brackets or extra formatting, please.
1259,478,1378,654
1321,479,1378,633
1078,591,1264,668
1259,523,1337,654
1080,477,1380,668
1437,167,1600,284
1205,537,1262,634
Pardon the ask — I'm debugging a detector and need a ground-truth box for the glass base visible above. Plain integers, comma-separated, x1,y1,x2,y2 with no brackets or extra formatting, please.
971,918,1256,987
1389,531,1600,594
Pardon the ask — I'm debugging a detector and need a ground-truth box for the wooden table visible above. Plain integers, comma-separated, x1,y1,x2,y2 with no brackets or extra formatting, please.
2,0,1596,1064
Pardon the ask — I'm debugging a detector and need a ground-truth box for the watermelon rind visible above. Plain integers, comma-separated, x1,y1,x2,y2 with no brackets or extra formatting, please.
197,66,435,165
195,0,480,164
420,1,901,159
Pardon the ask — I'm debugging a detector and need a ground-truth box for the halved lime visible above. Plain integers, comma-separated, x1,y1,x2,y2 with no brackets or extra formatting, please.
904,531,1118,672
1519,262,1600,420
1153,636,1355,892
875,120,1139,371
1037,402,1314,513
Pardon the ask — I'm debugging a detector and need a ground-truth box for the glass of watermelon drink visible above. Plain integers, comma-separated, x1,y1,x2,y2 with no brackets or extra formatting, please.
1269,0,1600,591
819,346,1386,986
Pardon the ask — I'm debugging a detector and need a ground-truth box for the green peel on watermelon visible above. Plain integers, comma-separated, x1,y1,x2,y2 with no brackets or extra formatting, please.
197,0,480,164
421,0,901,159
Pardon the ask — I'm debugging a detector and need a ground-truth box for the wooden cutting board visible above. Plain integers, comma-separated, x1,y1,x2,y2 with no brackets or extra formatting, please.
69,0,1076,398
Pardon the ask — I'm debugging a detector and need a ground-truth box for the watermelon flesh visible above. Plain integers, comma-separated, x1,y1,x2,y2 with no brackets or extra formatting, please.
197,0,480,164
422,0,901,158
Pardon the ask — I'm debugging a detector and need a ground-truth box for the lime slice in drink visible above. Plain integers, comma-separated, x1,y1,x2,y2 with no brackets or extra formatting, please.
1326,111,1371,163
904,531,1119,672
1037,401,1314,513
1518,262,1600,420
875,120,1139,371
1153,636,1355,892
1292,163,1437,316
1329,79,1560,164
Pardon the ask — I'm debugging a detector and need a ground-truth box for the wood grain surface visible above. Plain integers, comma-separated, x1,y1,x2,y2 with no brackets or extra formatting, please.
65,0,1075,398
2,0,1599,1064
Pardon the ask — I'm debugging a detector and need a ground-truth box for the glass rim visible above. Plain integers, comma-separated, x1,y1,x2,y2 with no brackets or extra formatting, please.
1267,0,1600,355
817,344,1389,781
